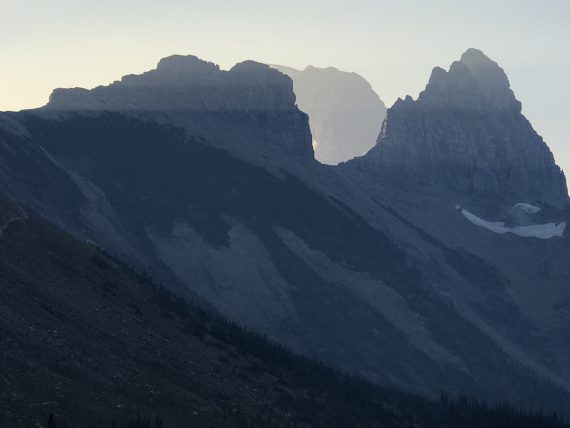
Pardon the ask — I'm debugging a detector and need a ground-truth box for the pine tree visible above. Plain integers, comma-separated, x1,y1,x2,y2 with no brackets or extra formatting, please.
47,414,58,428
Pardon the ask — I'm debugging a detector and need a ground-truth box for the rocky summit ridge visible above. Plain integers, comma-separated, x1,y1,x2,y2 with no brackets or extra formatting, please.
43,54,314,162
47,55,299,113
357,48,568,208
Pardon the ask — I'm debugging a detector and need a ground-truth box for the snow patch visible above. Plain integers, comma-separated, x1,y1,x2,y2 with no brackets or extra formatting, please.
456,206,566,239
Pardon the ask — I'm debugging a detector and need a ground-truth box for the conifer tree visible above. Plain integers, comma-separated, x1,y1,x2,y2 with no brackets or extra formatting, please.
46,414,57,428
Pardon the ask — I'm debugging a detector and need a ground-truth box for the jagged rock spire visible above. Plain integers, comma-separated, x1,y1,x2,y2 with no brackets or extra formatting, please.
360,49,568,208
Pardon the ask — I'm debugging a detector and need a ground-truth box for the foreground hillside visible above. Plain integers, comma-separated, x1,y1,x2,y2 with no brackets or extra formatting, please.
0,194,567,428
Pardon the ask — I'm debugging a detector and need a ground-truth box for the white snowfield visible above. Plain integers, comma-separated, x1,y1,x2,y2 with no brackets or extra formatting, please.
456,205,567,240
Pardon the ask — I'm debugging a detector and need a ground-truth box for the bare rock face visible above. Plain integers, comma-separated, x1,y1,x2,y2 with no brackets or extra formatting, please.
46,55,314,160
359,49,568,208
48,55,299,112
503,203,542,227
272,65,386,165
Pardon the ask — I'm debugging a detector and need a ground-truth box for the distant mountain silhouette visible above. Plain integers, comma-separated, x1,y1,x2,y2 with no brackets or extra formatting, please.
271,64,386,165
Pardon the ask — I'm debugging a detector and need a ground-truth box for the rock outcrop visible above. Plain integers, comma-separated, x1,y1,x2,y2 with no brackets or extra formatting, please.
357,49,568,208
272,65,386,165
45,55,314,160
49,55,299,113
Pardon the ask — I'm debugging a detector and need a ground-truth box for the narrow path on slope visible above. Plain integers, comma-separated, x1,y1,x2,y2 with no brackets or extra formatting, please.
0,199,29,238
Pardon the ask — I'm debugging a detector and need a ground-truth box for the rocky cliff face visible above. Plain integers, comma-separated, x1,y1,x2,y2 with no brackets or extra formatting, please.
46,55,314,161
49,55,299,113
358,49,568,208
271,65,386,165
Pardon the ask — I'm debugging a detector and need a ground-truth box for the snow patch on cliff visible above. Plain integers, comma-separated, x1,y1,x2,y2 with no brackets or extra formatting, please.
456,206,566,239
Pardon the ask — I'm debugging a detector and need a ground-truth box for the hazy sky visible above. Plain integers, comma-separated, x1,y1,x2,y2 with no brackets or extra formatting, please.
1,0,568,172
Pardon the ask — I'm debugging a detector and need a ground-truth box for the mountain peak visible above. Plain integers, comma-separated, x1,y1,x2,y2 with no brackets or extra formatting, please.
421,48,518,112
41,54,313,161
156,54,220,74
460,48,493,65
460,48,512,91
229,60,275,75
45,55,299,113
357,50,568,208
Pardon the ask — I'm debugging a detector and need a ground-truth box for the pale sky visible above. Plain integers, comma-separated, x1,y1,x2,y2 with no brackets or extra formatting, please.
1,0,568,173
